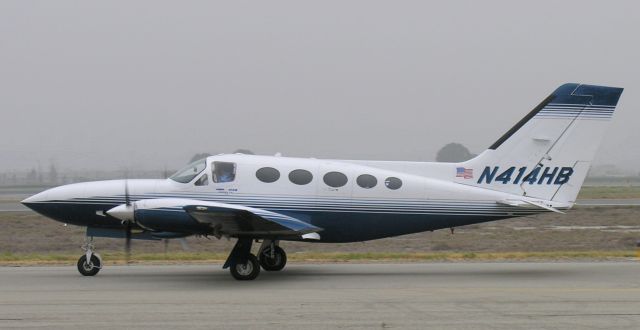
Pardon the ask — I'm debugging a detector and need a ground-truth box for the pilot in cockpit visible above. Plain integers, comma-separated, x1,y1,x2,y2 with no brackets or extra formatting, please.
213,162,236,183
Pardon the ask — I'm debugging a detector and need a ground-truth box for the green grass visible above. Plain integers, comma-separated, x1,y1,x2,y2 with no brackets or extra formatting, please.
0,251,636,266
578,186,640,199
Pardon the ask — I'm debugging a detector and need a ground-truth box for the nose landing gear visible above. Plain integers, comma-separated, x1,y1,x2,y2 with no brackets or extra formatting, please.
77,236,102,276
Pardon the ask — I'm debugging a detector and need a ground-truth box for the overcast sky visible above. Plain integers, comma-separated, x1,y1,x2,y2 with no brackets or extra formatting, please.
1,1,638,172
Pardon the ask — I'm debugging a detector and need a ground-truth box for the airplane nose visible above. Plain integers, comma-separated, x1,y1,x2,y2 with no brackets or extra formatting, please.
21,183,85,214
21,190,50,205
20,188,60,219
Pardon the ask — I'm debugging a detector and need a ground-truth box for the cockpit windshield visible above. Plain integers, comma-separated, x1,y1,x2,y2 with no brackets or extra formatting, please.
169,159,207,183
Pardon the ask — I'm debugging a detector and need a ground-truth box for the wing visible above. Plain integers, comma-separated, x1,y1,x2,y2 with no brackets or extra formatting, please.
183,202,322,238
120,198,322,239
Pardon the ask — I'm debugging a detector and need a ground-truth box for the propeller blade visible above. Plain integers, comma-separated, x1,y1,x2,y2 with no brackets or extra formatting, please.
178,238,190,251
124,179,131,206
125,224,132,264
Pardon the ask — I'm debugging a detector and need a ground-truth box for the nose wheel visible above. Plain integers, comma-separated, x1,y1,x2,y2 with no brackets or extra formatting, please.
77,254,101,276
78,236,101,276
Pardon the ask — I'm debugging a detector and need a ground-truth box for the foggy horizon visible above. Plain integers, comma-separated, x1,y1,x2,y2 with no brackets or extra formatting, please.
2,1,639,173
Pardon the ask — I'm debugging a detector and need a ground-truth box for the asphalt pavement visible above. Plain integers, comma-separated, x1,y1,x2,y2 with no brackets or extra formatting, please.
0,262,639,329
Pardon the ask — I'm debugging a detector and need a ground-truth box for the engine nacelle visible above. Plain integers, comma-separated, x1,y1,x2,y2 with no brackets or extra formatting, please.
107,199,211,233
134,208,210,233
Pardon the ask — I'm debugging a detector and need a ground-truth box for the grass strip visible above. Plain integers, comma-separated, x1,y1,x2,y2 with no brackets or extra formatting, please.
0,250,636,266
577,186,640,199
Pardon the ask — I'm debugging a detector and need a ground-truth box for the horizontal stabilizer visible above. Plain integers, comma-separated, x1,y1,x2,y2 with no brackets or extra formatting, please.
497,199,568,214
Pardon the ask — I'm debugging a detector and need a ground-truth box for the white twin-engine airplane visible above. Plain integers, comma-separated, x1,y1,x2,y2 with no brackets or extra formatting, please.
23,83,623,280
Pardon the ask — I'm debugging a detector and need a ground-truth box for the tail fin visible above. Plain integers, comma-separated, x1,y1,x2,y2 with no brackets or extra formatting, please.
457,83,623,203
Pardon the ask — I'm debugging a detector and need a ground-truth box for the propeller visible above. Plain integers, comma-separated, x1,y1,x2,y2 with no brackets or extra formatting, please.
125,178,131,207
124,179,132,264
164,239,169,255
125,221,132,264
108,178,194,263
105,178,140,265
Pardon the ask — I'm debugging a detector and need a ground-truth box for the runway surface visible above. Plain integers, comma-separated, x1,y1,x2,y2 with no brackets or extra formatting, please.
1,262,639,329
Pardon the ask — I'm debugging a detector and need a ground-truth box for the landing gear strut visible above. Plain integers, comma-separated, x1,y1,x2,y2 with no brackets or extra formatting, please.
78,236,101,276
258,240,287,271
224,238,260,281
223,238,289,280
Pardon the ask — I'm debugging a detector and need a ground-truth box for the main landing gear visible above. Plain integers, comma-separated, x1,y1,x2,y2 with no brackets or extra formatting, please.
223,238,288,280
258,241,287,272
77,236,102,276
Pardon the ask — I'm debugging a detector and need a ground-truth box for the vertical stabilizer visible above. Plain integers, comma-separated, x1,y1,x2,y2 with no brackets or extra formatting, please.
455,83,623,203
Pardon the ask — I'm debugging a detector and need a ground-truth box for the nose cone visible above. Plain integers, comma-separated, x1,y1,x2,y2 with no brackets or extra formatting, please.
21,188,61,219
21,190,50,205
20,182,91,220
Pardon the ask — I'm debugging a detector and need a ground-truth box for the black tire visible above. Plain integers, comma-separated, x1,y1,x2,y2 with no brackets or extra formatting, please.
77,254,101,276
259,245,287,271
230,254,260,281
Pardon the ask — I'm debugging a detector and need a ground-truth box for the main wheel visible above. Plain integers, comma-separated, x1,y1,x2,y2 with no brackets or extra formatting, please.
230,254,260,281
77,254,101,276
259,245,287,271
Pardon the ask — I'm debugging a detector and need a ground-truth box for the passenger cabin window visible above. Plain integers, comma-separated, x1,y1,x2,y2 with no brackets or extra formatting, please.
385,177,402,190
323,172,348,188
194,174,209,186
356,174,377,189
289,169,313,185
256,167,280,183
212,162,236,183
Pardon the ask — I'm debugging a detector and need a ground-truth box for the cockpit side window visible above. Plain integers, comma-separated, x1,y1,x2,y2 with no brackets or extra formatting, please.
169,159,207,183
194,174,209,186
212,162,236,183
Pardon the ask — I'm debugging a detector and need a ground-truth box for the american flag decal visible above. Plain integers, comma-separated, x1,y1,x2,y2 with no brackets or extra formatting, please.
456,167,473,179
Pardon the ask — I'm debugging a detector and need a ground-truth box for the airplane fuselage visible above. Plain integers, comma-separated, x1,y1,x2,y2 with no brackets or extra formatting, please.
24,154,548,242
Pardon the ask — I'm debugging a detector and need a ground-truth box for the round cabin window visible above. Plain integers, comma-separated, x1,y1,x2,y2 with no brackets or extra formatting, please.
289,169,313,185
384,177,402,190
256,167,280,183
356,174,377,189
323,172,348,188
